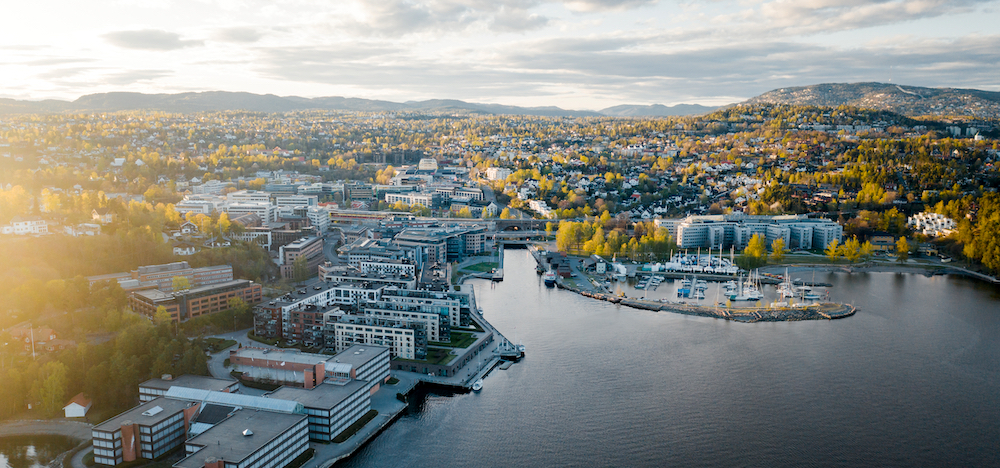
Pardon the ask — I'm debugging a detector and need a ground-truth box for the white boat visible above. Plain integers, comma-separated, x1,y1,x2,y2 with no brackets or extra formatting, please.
543,271,557,287
472,379,483,392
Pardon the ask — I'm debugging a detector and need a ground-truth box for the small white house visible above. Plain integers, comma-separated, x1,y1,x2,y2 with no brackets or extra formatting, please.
63,393,92,418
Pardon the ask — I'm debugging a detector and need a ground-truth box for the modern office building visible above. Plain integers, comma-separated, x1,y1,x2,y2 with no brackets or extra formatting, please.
267,381,370,442
174,410,308,468
128,280,262,323
92,398,198,466
87,262,233,292
229,348,331,389
278,236,325,280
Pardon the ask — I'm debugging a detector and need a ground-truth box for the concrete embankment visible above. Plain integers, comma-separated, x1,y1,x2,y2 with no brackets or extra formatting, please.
558,281,856,323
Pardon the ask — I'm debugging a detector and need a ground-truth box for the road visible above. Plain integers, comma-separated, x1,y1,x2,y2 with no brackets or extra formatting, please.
322,232,342,265
204,327,277,396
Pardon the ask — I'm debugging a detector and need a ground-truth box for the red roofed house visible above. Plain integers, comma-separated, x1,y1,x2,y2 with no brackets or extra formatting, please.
63,393,92,418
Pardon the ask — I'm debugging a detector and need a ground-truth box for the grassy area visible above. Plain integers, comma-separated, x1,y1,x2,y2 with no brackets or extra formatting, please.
459,262,499,273
386,377,399,385
203,337,237,353
247,331,278,346
332,410,378,443
396,347,455,366
428,331,477,349
82,451,95,467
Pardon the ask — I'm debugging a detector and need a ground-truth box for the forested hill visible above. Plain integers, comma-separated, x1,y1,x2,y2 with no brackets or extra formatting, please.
0,92,725,117
745,82,1000,119
0,92,611,117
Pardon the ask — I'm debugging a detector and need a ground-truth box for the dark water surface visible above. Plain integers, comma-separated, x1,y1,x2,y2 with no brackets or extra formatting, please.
341,251,1000,468
0,436,76,468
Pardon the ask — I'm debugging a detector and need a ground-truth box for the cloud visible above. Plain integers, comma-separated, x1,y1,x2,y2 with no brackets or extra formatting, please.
758,0,994,34
103,69,174,85
215,27,265,43
103,30,204,50
338,0,549,36
561,0,659,12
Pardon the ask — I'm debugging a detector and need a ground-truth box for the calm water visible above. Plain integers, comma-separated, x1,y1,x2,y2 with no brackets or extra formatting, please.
0,436,76,468
341,251,1000,468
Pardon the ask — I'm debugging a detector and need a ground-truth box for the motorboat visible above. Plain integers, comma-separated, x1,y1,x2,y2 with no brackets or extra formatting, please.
543,271,557,287
472,379,483,392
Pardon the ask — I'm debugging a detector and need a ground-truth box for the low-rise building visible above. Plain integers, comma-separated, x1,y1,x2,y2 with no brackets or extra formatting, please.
266,381,369,442
175,409,308,468
139,375,240,403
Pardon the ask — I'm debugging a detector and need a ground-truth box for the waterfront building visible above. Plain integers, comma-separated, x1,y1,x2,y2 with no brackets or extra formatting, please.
393,225,489,263
138,375,240,402
266,381,370,442
128,279,262,323
175,410,308,468
332,316,421,360
379,288,468,327
674,214,842,250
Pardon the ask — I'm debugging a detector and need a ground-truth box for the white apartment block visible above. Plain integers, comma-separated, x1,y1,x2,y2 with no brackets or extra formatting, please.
276,195,319,207
362,308,442,342
225,202,277,223
485,167,512,181
675,214,842,250
333,321,416,359
359,260,416,277
226,190,271,205
907,212,956,237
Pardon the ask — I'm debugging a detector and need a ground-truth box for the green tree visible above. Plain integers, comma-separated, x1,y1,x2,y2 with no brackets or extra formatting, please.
896,236,910,263
39,361,68,416
770,237,787,263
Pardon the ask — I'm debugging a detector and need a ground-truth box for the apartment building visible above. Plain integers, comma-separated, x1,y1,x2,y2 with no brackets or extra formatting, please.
278,236,325,279
87,262,233,292
675,214,842,250
332,317,420,360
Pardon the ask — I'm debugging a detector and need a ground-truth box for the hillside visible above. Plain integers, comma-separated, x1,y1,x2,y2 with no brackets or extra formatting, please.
0,92,604,117
745,82,1000,118
0,92,729,117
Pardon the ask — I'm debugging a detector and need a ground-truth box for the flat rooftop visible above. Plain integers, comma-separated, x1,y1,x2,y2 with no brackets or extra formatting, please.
330,345,389,370
267,380,367,410
94,397,193,431
140,375,237,392
233,347,331,366
175,410,306,468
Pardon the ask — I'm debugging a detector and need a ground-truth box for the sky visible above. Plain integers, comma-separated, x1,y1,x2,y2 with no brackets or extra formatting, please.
1,0,999,110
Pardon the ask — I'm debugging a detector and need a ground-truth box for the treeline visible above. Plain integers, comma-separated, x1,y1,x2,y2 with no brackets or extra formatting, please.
0,301,208,419
555,220,676,260
939,193,1000,274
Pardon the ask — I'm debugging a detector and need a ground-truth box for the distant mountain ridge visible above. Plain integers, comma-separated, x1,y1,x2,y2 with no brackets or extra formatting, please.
0,91,719,117
745,82,1000,118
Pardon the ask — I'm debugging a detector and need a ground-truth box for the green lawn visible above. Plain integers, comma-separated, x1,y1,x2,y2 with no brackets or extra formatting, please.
396,347,455,366
203,337,237,353
428,331,477,349
459,262,499,273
